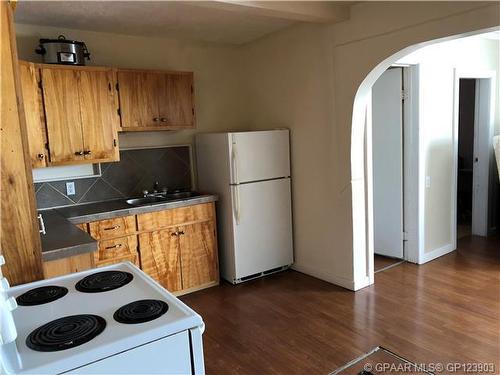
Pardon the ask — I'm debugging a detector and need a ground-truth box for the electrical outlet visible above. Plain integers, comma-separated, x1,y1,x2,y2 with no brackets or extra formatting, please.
66,182,76,196
425,176,431,188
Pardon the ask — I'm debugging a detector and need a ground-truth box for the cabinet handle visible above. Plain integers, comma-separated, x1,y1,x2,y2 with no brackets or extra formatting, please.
171,232,178,236
153,118,160,122
37,153,45,160
103,225,120,231
75,151,84,156
83,150,92,155
178,230,184,235
160,118,167,122
37,214,46,235
105,243,122,250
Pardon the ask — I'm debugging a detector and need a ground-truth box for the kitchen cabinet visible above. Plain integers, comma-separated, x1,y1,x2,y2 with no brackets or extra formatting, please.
1,2,44,285
87,215,139,268
18,61,48,168
137,203,219,295
42,253,94,279
117,69,195,131
39,64,120,165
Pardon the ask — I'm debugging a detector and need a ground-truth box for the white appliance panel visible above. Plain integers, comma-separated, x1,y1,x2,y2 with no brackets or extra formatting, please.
372,68,404,259
231,178,293,279
67,331,192,374
230,130,290,184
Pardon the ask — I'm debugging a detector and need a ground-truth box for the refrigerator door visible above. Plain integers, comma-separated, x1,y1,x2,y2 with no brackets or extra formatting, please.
231,177,293,280
230,130,290,184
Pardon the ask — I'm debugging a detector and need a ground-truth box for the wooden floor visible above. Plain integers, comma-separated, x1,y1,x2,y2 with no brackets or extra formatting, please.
374,254,403,272
181,235,500,374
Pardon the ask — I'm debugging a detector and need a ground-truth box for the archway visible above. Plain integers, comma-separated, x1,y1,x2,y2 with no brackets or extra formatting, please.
350,27,499,288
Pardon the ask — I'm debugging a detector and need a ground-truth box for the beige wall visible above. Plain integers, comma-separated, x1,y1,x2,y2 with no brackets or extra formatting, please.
15,2,500,290
238,2,499,289
15,23,247,152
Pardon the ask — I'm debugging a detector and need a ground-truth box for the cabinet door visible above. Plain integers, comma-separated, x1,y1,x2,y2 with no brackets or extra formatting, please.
18,61,48,168
178,221,218,290
79,69,120,162
41,67,85,164
117,70,159,129
138,229,182,292
158,73,194,128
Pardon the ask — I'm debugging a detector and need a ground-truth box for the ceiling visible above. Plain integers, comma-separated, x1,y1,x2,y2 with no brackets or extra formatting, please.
14,1,352,45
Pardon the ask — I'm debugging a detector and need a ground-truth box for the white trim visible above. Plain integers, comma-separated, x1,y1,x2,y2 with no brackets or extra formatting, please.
403,65,421,264
419,244,455,264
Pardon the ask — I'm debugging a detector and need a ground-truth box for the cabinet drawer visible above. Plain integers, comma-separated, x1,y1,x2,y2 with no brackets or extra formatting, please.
137,203,214,231
94,235,138,264
89,216,136,240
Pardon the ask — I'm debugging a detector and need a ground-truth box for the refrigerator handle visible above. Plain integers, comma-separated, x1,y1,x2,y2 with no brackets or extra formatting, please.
233,185,241,225
231,143,239,185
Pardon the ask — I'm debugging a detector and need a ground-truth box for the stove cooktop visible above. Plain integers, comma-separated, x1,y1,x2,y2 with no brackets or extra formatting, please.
75,270,133,293
114,299,169,324
26,314,106,352
16,286,68,306
3,262,203,375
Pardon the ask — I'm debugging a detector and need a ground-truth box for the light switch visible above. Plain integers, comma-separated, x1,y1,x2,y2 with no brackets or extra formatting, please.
425,176,431,188
66,182,76,196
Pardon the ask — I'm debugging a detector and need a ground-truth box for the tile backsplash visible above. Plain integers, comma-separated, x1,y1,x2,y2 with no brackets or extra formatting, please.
35,146,192,209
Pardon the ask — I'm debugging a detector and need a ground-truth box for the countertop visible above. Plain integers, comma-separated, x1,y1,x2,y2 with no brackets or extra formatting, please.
39,194,218,262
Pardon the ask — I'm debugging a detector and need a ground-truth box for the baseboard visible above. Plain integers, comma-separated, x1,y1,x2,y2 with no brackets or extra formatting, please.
419,243,455,264
291,263,358,291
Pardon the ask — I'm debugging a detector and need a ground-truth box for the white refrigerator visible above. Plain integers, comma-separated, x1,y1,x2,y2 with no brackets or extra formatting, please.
196,129,294,284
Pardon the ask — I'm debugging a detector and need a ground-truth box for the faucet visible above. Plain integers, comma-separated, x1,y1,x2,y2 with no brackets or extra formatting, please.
142,182,167,197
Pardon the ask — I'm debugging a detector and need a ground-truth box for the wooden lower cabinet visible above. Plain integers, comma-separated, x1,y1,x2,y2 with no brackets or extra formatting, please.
43,253,94,279
138,220,219,295
139,230,183,292
179,221,218,290
94,235,139,268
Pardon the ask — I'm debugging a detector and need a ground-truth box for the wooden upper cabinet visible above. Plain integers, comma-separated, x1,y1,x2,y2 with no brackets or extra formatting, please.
39,65,120,165
79,69,120,162
41,66,85,164
117,69,195,131
18,61,48,168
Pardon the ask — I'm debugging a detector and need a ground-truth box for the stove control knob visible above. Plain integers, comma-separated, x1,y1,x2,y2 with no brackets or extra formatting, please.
5,296,17,311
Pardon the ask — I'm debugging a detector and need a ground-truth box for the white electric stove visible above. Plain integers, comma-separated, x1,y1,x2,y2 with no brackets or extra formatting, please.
0,259,205,374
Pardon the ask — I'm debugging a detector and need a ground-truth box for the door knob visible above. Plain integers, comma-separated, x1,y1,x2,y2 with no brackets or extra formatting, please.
75,151,84,156
153,118,160,122
160,118,167,122
37,153,45,160
83,150,92,156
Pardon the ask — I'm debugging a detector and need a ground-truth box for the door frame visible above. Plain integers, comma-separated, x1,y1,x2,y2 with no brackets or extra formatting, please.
452,69,496,244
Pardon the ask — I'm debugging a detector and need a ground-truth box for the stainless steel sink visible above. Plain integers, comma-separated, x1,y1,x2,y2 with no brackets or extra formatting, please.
125,192,200,206
126,196,167,206
164,191,200,200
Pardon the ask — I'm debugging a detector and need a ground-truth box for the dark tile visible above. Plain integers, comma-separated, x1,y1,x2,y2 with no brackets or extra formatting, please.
34,183,44,193
79,178,124,204
125,148,168,167
171,146,191,166
101,152,145,197
36,184,74,209
49,178,97,203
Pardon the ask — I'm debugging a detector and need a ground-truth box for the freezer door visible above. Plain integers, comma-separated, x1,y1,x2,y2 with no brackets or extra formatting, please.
230,130,290,184
231,178,293,280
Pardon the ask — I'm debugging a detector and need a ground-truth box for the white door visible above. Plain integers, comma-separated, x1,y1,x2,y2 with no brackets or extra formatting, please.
372,68,404,259
230,130,290,184
231,178,293,279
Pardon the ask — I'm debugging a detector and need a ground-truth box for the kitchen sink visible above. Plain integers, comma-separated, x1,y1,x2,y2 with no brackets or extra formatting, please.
126,196,168,206
125,192,200,206
164,191,200,200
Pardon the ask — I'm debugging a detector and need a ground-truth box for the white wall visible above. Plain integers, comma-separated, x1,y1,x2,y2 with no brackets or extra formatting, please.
397,37,500,255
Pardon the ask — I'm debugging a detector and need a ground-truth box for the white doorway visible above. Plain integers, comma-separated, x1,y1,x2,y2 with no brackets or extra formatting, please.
371,67,405,260
454,72,496,240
